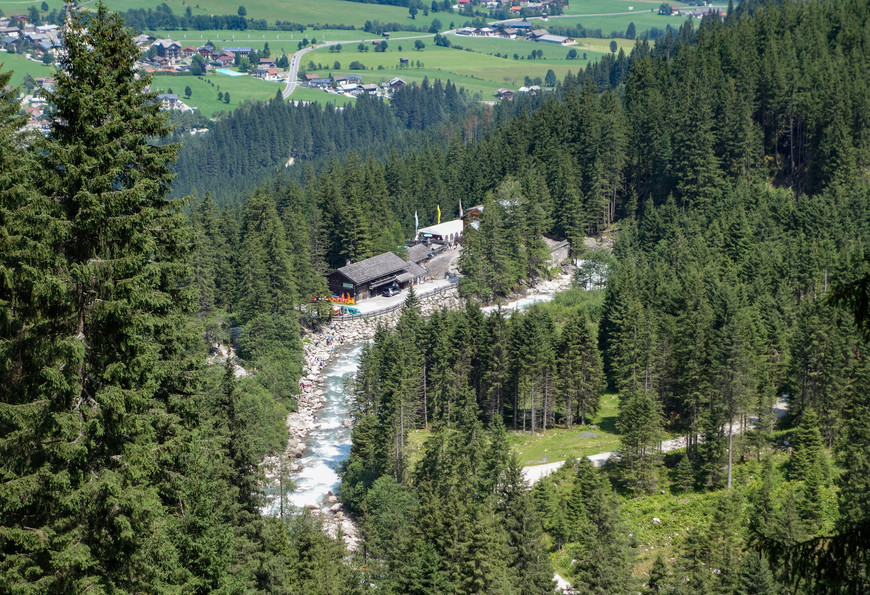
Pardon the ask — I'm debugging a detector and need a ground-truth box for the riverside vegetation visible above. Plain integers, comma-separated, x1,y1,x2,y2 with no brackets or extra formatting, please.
2,0,870,592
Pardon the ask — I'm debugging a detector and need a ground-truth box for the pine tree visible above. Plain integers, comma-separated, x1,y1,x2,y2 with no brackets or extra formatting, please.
1,5,200,589
497,453,555,594
646,553,671,594
790,409,827,481
735,549,777,595
617,388,665,493
557,309,605,427
567,458,636,593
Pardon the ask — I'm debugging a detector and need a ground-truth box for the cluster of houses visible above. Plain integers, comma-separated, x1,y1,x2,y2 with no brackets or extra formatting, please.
135,37,284,82
303,73,405,97
455,22,576,46
0,18,62,56
455,0,564,12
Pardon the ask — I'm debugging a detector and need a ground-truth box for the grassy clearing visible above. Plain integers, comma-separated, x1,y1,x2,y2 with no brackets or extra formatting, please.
141,28,386,47
151,72,283,117
406,393,622,469
0,53,53,88
0,0,64,13
447,34,607,64
508,393,621,465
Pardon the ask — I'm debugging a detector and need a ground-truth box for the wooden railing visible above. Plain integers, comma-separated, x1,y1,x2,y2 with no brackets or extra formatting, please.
337,282,459,321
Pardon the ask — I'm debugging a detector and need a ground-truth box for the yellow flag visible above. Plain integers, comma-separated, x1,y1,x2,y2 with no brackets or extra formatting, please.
437,205,441,224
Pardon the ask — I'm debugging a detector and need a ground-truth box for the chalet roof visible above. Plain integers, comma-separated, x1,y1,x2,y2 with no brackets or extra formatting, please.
335,252,408,285
407,243,435,263
397,261,426,282
530,29,550,37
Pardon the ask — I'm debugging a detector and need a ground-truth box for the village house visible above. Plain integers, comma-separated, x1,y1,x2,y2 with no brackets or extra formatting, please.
389,77,405,89
214,53,235,67
334,74,362,85
156,93,180,110
221,46,253,56
496,88,514,100
154,39,181,61
197,44,215,58
180,45,197,58
256,67,281,81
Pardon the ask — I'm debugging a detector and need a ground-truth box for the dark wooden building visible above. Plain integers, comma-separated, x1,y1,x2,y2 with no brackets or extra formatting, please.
326,252,424,301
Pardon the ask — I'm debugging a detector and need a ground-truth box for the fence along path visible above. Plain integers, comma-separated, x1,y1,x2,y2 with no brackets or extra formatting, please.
337,282,459,321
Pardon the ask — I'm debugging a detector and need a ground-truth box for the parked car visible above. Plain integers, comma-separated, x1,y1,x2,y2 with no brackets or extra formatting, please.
381,285,400,297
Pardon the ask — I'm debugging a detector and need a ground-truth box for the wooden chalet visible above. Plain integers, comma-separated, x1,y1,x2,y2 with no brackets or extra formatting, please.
327,252,423,301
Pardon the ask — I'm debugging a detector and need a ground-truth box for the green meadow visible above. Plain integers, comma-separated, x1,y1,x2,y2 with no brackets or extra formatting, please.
150,72,284,117
0,52,53,88
305,42,592,97
406,393,629,468
288,86,355,107
447,33,608,62
141,28,386,48
99,0,447,30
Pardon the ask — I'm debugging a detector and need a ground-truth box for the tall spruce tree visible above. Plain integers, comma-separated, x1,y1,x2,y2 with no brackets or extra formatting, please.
557,309,605,427
2,4,200,590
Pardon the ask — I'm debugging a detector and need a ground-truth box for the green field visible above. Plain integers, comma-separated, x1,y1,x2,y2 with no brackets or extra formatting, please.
99,0,448,30
447,33,609,62
0,53,53,88
288,85,355,107
305,42,593,98
142,28,387,48
151,72,284,117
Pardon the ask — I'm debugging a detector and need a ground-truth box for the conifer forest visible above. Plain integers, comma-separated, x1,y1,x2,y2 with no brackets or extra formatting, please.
2,0,870,593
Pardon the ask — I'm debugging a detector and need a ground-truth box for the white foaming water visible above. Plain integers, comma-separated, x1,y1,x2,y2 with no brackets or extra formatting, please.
481,292,555,315
283,342,365,511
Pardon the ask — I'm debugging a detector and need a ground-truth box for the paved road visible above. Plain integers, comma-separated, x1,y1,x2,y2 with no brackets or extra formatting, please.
282,32,432,99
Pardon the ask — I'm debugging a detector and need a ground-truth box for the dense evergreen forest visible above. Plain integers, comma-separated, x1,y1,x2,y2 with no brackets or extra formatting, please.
2,0,869,592
171,79,472,206
335,0,870,591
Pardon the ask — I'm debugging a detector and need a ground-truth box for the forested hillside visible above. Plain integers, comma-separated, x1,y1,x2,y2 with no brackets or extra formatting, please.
0,6,356,592
2,0,870,592
337,0,870,591
171,79,472,206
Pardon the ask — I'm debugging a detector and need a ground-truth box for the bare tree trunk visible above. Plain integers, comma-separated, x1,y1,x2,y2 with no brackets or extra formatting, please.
422,364,428,428
727,404,734,490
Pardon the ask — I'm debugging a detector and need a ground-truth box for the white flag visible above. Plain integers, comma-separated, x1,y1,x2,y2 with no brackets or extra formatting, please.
414,210,419,232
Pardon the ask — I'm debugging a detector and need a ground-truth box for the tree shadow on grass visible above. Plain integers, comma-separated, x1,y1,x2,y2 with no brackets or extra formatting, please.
597,415,618,435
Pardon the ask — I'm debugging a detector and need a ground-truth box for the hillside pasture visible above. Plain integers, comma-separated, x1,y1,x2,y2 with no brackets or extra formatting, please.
140,28,386,47
447,33,607,63
304,43,589,97
0,52,53,88
100,0,448,31
151,72,283,117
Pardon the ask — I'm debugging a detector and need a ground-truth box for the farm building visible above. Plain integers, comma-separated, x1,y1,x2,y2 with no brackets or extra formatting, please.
326,252,425,301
